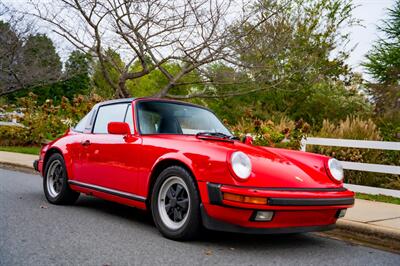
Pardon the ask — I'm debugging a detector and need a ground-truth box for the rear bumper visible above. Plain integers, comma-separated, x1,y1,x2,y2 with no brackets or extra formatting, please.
199,182,354,233
33,159,43,175
33,160,39,171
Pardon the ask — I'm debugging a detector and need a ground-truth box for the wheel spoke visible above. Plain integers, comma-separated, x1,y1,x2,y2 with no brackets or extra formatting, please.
166,188,174,200
55,166,62,177
176,209,183,221
53,182,59,193
168,209,174,219
177,199,189,210
173,209,179,221
175,184,183,197
165,203,172,213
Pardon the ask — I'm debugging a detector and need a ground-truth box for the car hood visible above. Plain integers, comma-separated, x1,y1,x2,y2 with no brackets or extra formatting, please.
196,137,339,189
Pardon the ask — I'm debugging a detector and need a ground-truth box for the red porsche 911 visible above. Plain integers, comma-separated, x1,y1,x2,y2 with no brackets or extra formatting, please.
34,98,354,240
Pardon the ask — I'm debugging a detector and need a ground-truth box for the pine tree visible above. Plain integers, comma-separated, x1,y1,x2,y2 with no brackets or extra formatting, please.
363,1,400,140
364,1,400,84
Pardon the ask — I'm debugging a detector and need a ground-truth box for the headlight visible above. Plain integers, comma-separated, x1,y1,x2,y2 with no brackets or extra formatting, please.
327,158,344,182
230,151,252,180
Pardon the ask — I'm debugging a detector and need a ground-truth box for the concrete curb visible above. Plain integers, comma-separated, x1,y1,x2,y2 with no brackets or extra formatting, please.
0,160,33,169
0,162,37,174
337,220,400,241
324,219,400,253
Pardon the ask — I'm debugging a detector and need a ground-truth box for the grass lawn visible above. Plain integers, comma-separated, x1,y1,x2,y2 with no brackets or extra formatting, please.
0,146,41,155
356,192,400,205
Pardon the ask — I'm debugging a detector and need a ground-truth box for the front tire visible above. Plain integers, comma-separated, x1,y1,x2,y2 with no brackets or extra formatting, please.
151,166,201,240
43,153,79,205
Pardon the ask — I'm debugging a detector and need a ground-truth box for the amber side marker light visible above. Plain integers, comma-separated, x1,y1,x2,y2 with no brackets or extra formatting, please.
223,192,268,205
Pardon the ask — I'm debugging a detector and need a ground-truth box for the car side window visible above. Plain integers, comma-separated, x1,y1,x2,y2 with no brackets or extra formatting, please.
93,104,129,134
124,104,134,133
74,110,92,133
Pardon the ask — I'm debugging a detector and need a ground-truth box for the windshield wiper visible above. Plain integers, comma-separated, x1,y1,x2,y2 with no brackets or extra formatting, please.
196,132,239,140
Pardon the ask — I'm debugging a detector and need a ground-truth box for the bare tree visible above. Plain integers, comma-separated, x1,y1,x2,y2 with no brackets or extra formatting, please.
0,2,63,96
25,0,275,98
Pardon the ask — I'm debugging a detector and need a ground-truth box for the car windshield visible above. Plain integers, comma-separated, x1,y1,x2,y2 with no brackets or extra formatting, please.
137,101,232,136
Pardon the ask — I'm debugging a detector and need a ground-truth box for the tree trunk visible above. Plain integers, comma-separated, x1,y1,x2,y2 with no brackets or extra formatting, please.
118,77,131,98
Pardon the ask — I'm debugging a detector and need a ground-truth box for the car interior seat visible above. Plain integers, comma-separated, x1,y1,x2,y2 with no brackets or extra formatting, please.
158,116,183,134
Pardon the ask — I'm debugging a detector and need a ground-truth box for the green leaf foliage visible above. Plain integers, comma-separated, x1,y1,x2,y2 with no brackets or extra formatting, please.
364,0,400,84
126,61,203,98
92,48,124,98
203,0,371,127
363,1,400,142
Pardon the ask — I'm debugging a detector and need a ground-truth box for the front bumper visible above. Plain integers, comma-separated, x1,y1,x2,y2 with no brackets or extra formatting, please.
199,182,354,233
201,204,336,234
207,183,355,207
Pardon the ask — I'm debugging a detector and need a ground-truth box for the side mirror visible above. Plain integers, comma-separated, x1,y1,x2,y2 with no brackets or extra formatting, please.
107,122,131,135
243,135,253,145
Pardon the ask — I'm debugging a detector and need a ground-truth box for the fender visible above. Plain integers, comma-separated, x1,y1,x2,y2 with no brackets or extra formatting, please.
44,138,78,180
149,152,197,178
145,152,200,198
43,146,65,173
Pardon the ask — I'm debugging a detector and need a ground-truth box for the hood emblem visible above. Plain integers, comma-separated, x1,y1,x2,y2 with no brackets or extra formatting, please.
295,176,304,182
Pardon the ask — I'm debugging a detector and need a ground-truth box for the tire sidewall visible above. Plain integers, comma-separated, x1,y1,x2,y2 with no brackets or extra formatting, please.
151,166,200,240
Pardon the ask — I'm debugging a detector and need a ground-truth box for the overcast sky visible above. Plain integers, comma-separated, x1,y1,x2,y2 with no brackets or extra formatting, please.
2,0,396,78
348,0,394,76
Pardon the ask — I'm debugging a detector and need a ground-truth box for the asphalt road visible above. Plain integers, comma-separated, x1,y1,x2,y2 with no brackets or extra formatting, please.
1,168,399,266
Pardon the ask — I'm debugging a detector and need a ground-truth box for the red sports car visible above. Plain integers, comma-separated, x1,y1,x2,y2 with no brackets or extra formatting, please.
34,98,354,240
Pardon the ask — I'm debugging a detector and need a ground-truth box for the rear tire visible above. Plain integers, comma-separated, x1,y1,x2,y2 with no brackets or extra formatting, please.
43,153,79,205
151,166,201,240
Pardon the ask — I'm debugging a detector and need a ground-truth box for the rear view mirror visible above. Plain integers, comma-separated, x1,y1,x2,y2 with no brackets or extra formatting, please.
107,122,131,135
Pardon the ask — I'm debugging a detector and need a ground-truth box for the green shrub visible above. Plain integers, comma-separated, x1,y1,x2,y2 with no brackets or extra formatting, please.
0,93,103,145
310,117,400,189
0,126,28,146
230,113,310,150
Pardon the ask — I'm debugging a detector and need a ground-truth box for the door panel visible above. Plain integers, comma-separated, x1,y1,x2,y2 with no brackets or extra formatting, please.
76,102,143,196
82,134,142,194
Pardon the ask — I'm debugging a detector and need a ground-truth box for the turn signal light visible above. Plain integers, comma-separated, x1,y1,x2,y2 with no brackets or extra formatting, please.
223,193,268,205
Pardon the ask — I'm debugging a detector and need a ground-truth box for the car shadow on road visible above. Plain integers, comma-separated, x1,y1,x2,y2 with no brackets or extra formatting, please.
72,195,330,250
196,229,327,250
74,195,155,225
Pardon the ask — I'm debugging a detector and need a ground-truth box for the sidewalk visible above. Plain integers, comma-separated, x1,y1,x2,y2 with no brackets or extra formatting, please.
1,150,399,250
344,199,400,229
0,151,37,169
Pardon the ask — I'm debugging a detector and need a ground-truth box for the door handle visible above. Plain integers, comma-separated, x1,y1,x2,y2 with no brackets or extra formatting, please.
81,140,91,146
